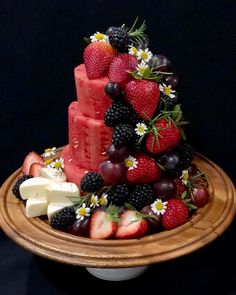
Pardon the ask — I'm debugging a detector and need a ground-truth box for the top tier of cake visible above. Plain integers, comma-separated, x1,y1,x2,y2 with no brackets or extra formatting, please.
74,64,111,120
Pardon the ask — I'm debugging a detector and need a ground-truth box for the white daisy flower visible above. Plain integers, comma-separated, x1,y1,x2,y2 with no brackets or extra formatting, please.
128,45,138,56
76,203,91,220
124,156,138,170
90,194,99,208
159,83,176,98
137,48,153,62
43,147,56,158
90,32,109,43
98,193,108,207
151,199,168,215
52,157,64,172
44,158,54,168
136,60,149,77
180,169,189,185
135,122,147,136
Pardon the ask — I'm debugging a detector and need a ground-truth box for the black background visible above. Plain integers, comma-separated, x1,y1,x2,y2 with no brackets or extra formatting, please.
0,1,235,294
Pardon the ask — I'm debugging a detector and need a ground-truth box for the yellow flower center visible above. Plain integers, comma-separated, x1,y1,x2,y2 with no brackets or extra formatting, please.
45,148,52,153
95,32,104,40
182,171,189,181
91,197,97,205
79,207,86,216
139,67,146,74
155,202,164,210
138,126,145,133
54,161,62,169
99,198,107,206
164,86,171,95
44,159,53,166
132,47,138,54
125,159,134,168
141,52,148,59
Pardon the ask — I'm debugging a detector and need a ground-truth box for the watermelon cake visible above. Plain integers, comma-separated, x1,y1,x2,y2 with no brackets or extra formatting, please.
12,19,210,240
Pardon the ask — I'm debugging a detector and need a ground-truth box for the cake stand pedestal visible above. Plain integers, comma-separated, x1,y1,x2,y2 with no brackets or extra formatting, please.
0,152,235,281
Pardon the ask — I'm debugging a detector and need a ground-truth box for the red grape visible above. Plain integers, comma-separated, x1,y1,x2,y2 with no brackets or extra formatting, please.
107,144,130,163
70,217,90,237
191,188,210,208
99,160,126,185
141,205,162,229
153,178,177,200
151,54,171,71
165,75,179,88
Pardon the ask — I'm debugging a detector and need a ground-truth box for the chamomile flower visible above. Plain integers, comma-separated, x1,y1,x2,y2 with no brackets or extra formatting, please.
90,32,109,43
159,83,176,98
137,48,153,62
43,147,56,158
180,169,189,185
151,199,168,216
90,194,99,208
98,193,108,207
136,60,149,77
44,158,54,168
128,45,138,56
135,122,147,136
52,157,64,172
76,203,91,220
124,156,138,170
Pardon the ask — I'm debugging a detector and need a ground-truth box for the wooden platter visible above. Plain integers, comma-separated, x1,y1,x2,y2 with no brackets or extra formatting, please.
0,153,235,268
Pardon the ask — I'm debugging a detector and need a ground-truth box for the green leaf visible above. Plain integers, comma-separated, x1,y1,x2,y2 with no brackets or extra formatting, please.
180,127,187,140
181,190,188,199
172,104,182,122
124,202,136,211
106,204,120,222
187,203,198,210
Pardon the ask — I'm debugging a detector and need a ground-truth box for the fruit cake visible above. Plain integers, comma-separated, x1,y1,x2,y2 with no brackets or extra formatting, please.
12,19,210,240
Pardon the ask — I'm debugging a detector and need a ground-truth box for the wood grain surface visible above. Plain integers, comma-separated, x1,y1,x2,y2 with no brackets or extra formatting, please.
0,153,235,268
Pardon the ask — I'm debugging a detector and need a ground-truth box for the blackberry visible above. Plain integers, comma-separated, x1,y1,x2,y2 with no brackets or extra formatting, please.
160,94,178,110
127,184,155,210
112,123,134,147
172,143,194,176
104,101,130,127
108,27,130,52
12,175,32,200
50,206,76,229
130,134,145,153
128,112,143,127
106,19,147,52
107,184,129,206
80,172,103,192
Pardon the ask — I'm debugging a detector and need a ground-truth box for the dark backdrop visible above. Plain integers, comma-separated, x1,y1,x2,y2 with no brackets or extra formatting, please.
0,1,235,294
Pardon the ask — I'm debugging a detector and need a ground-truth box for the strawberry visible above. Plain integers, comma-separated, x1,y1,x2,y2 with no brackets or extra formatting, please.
162,198,188,230
29,163,44,177
115,210,148,239
146,118,181,154
174,178,186,198
89,206,119,239
126,153,161,184
125,79,160,121
83,42,116,79
108,54,139,85
22,151,44,175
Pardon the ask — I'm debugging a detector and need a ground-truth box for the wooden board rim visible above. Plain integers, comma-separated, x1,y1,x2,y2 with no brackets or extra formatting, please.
0,152,235,267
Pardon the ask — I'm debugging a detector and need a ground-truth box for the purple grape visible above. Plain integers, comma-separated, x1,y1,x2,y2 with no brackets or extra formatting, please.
150,54,171,71
105,82,124,100
165,75,179,88
99,160,126,185
141,205,162,229
70,217,90,237
153,178,177,200
107,144,130,163
159,152,180,171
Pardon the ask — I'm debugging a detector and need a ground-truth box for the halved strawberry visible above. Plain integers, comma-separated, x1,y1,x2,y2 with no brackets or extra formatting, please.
108,54,139,85
89,206,119,239
29,162,44,177
83,42,116,79
115,210,148,239
22,151,44,175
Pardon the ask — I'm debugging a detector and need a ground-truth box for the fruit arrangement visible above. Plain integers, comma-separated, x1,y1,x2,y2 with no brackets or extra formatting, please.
12,19,210,240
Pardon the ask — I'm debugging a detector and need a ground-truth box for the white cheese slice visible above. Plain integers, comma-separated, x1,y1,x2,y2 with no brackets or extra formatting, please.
47,201,74,220
25,197,49,218
46,182,80,203
39,167,67,183
20,177,55,200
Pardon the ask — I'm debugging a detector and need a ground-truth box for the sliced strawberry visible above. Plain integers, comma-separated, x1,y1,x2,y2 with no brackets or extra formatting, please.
84,42,116,79
89,208,118,239
108,54,139,85
115,210,148,239
29,162,44,177
22,151,44,175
